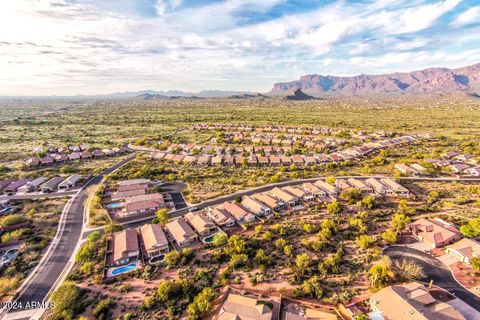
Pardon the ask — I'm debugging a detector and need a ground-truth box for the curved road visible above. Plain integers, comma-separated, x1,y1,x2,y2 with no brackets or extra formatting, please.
1,155,135,320
384,246,480,311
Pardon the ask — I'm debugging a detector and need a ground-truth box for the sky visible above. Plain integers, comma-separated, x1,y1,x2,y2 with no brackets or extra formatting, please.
1,0,480,95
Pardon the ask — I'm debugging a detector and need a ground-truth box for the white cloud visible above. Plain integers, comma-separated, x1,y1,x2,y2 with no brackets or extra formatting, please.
385,0,461,34
451,6,480,26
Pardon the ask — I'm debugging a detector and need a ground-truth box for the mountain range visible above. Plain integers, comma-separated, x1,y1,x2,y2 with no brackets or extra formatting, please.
269,62,480,97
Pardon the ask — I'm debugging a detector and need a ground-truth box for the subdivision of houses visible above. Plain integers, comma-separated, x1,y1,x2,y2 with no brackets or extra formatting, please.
314,180,339,196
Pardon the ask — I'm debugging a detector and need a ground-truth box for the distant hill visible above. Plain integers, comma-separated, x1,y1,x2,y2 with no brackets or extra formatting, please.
284,89,315,100
269,62,480,97
228,93,268,99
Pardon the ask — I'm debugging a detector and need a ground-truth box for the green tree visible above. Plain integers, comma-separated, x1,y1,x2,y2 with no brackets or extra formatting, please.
460,219,480,238
360,196,377,209
227,235,246,254
165,250,181,268
325,176,336,184
295,253,311,274
356,235,375,249
368,264,389,288
472,257,480,271
326,201,342,215
391,213,410,233
302,276,324,298
50,282,83,320
381,229,398,244
212,233,228,246
156,208,170,226
187,287,217,320
397,200,415,216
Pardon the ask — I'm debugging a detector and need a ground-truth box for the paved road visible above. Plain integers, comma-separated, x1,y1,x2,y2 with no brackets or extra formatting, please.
384,246,480,311
8,190,77,201
2,155,135,318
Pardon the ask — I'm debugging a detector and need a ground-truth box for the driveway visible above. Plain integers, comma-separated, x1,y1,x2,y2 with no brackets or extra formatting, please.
383,246,480,312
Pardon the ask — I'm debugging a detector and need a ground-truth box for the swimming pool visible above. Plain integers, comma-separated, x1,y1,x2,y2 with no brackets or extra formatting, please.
111,263,137,276
0,248,19,265
107,202,123,209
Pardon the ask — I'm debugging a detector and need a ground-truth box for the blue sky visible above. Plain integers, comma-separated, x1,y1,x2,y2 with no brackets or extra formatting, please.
1,0,479,95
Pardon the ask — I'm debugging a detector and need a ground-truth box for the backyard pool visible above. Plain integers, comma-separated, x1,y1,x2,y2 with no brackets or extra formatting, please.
0,248,19,266
111,263,137,276
107,202,123,209
203,235,214,243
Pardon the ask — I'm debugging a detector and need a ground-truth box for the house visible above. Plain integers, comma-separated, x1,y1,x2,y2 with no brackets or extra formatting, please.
408,218,462,248
58,174,81,190
302,183,327,198
241,196,273,218
183,155,198,164
465,166,480,177
449,163,471,174
3,179,31,195
216,291,273,320
118,179,152,187
111,187,147,201
211,156,223,166
80,151,93,159
197,156,211,166
106,228,140,267
249,193,283,212
346,178,374,194
455,154,475,162
222,202,256,223
92,149,105,158
17,177,48,193
334,179,353,191
395,163,416,175
304,156,317,166
54,154,69,163
365,178,387,195
139,224,169,264
292,155,304,166
270,187,299,207
102,149,115,157
411,163,428,175
207,206,236,228
41,177,65,193
165,218,198,247
0,179,15,193
185,212,219,242
369,282,465,320
172,154,185,163
281,156,292,166
269,156,281,166
121,194,165,217
68,152,81,161
442,151,460,159
314,180,338,196
257,156,269,166
222,156,234,166
283,186,314,202
381,178,410,196
24,157,40,167
39,156,54,166
446,238,480,265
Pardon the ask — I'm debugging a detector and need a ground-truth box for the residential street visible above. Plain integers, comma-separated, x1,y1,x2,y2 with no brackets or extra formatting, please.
1,155,135,320
383,246,480,312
